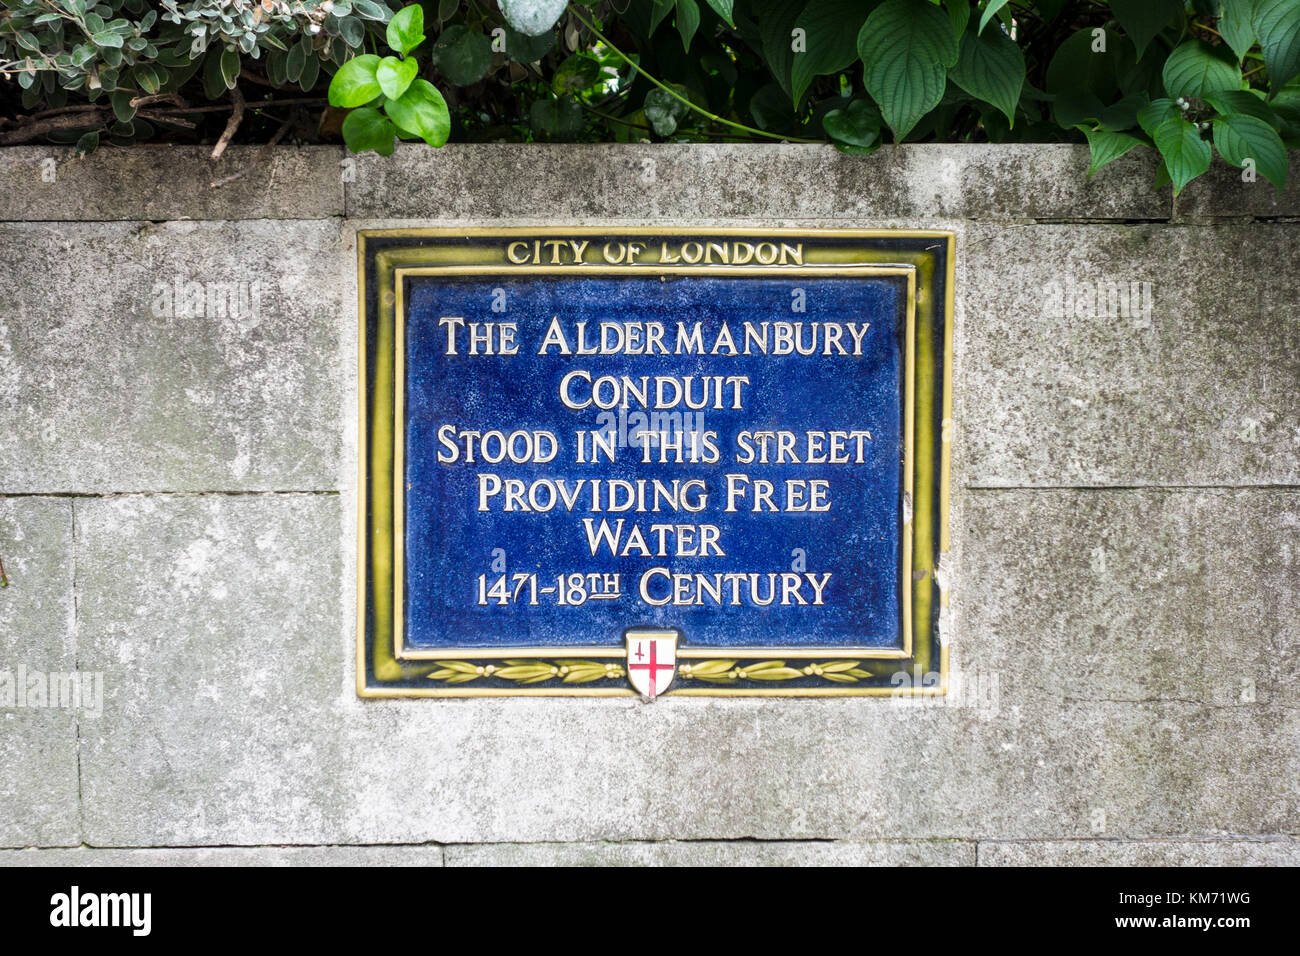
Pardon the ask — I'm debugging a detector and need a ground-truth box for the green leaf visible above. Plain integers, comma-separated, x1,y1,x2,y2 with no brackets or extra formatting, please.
1253,0,1300,86
329,54,382,107
219,46,241,90
499,0,569,36
645,87,690,136
384,78,450,146
1138,96,1181,137
1162,39,1241,99
110,90,136,123
376,55,417,100
676,0,701,51
74,130,99,157
978,0,1011,36
430,25,493,86
1212,113,1288,190
1098,92,1149,131
1217,0,1255,63
552,53,601,94
298,51,320,93
1045,27,1123,102
790,0,872,107
1152,116,1212,195
529,96,584,139
949,23,1025,126
341,105,397,155
703,0,735,28
650,0,676,35
755,0,802,101
1109,0,1183,61
1081,127,1146,177
91,31,124,48
822,97,881,146
504,25,554,63
386,4,425,56
1205,90,1279,128
1054,90,1105,128
133,62,161,95
947,0,969,42
351,0,392,21
286,37,307,83
858,0,959,140
339,16,366,48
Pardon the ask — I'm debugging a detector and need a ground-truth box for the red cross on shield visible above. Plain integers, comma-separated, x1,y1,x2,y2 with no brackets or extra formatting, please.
625,629,679,699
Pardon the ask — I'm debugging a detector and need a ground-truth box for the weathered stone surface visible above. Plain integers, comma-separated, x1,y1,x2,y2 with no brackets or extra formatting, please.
0,846,443,866
346,144,1168,222
446,840,972,866
0,220,347,493
979,838,1300,866
1174,153,1300,221
0,146,344,222
76,494,345,845
959,489,1300,707
0,498,80,848
2,144,1292,854
962,223,1300,486
74,491,1300,845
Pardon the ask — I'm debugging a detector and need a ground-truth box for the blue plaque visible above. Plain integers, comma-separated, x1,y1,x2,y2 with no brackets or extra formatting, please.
359,230,952,697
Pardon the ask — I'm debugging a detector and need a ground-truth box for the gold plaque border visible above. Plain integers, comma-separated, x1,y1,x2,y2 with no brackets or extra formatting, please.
356,228,954,698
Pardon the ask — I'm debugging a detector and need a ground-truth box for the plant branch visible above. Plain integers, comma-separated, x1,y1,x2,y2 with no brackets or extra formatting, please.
568,5,824,145
210,85,245,160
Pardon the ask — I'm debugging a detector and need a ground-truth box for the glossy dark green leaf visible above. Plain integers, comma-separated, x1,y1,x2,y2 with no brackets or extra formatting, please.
1080,127,1146,176
376,55,418,100
386,4,425,56
1212,112,1288,190
1152,116,1212,194
858,0,958,139
1109,0,1183,60
1162,40,1241,99
1253,0,1300,86
1217,0,1255,63
329,54,382,107
676,0,701,51
384,78,451,146
341,105,397,155
949,23,1025,125
790,0,872,107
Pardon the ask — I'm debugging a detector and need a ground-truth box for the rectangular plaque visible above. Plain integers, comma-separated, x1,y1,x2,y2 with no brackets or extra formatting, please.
358,229,952,697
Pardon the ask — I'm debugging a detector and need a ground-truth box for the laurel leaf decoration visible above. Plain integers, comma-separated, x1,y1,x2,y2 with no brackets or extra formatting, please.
677,659,868,684
427,660,626,684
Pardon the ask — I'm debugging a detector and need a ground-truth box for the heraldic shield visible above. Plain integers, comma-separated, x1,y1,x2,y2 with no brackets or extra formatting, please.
625,629,679,699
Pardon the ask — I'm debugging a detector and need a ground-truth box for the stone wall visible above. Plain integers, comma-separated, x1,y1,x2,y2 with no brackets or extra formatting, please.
0,143,1297,866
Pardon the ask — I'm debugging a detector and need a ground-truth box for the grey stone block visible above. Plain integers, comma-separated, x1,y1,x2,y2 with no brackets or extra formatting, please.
1174,153,1300,222
979,838,1300,866
0,146,344,222
0,846,443,866
73,493,1300,845
76,493,345,846
0,219,347,493
0,497,80,848
959,489,1299,707
345,144,1168,222
445,840,973,866
961,223,1300,486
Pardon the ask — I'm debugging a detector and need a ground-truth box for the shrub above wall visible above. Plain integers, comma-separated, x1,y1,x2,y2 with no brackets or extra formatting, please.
1,1,1298,194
